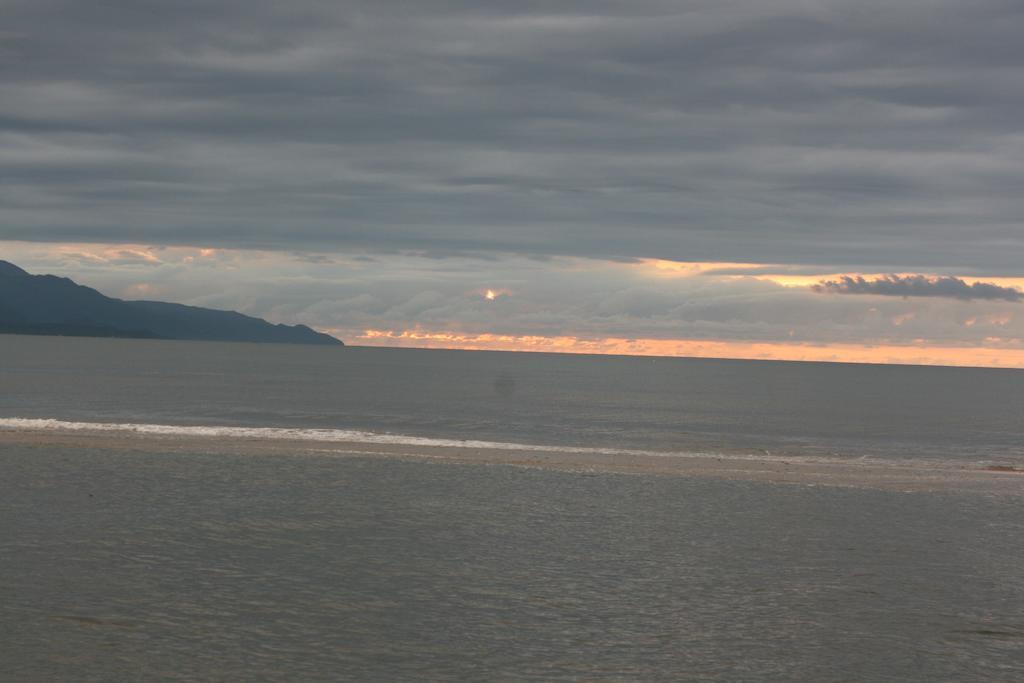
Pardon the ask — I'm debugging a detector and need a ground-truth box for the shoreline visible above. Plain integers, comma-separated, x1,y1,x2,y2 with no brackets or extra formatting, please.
2,427,1021,494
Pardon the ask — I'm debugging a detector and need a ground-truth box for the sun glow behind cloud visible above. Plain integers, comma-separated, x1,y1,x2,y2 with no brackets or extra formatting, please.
6,240,1024,369
635,259,1024,292
353,329,1024,369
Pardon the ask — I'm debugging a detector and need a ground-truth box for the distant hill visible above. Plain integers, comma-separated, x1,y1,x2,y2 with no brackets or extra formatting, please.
0,259,343,346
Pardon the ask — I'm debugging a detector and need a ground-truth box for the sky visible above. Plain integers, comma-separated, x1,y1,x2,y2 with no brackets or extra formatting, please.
3,0,1024,367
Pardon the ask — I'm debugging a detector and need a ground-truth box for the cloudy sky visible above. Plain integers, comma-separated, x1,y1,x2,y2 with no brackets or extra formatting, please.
4,0,1024,366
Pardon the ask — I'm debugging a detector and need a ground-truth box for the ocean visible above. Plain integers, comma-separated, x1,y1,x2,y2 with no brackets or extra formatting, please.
4,334,1024,465
2,334,1023,680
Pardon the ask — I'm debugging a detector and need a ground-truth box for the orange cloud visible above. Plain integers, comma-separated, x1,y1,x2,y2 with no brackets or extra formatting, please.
637,259,766,277
353,328,1024,369
45,243,164,265
634,259,1024,292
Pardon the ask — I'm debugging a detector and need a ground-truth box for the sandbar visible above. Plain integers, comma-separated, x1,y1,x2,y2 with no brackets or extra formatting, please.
2,427,1022,495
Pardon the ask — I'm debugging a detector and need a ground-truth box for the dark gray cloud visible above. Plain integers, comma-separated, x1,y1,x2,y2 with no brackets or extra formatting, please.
3,1,1024,270
812,274,1023,301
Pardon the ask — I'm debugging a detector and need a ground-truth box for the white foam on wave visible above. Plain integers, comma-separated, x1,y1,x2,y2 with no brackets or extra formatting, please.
0,416,649,456
0,416,970,470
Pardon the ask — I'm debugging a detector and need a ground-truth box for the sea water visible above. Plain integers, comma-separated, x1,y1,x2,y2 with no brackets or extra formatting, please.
3,335,1024,465
1,335,1023,681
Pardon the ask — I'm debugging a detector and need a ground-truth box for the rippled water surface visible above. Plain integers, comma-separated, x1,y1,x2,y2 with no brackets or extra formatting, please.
3,335,1024,463
3,446,1023,681
2,335,1024,680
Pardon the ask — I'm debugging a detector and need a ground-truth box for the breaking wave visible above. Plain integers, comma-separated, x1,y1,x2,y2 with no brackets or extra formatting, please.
0,416,653,456
2,416,1004,472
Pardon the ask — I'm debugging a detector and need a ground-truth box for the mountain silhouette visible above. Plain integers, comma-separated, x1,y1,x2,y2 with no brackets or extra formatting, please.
0,259,342,345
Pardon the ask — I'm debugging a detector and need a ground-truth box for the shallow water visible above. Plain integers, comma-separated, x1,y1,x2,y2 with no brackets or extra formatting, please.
2,445,1023,681
3,335,1024,465
3,335,1023,680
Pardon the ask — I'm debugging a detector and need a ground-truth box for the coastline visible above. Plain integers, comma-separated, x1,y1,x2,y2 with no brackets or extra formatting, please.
3,426,1021,495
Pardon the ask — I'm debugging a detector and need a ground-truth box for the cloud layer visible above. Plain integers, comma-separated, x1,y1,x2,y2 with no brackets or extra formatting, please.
5,243,1022,359
813,274,1023,301
4,1,1024,270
